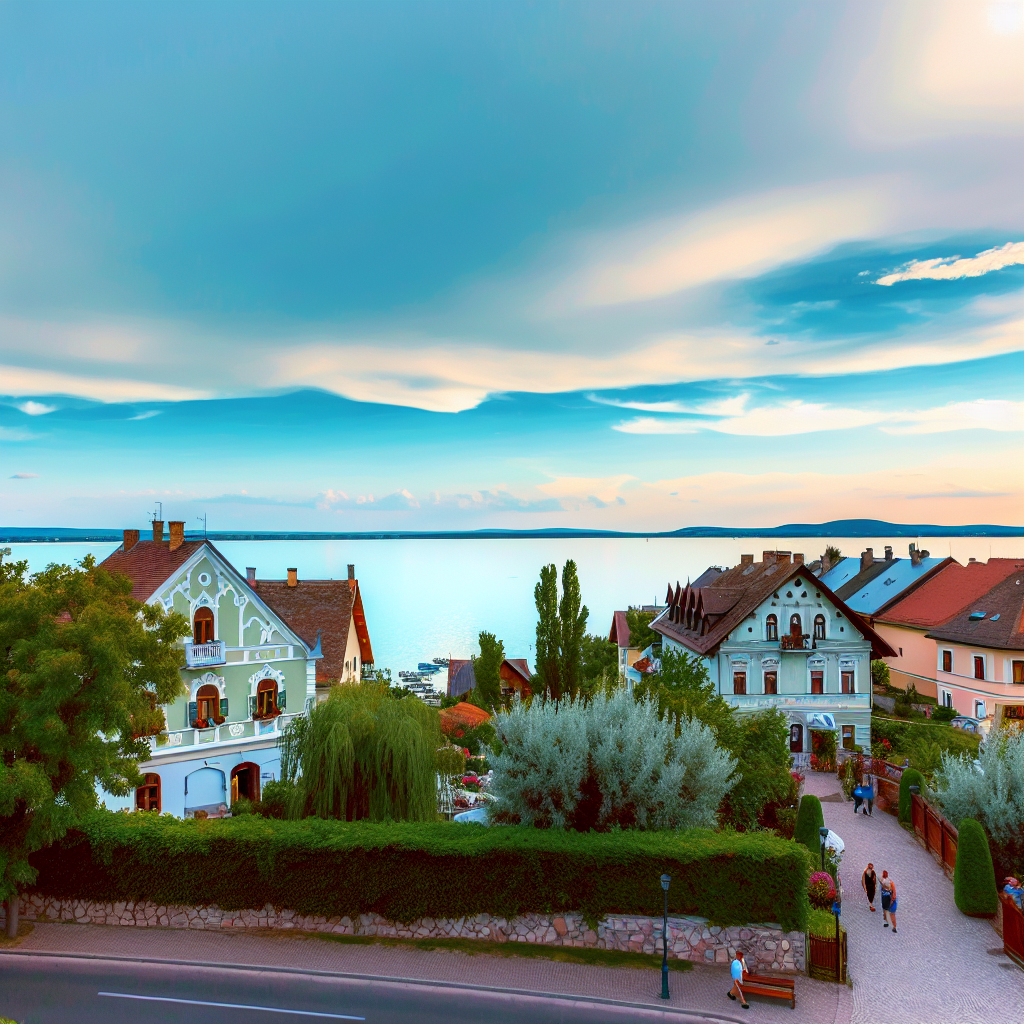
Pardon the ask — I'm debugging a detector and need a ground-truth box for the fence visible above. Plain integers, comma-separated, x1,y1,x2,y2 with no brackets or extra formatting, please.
808,928,847,983
910,793,958,878
852,755,907,816
1001,894,1024,970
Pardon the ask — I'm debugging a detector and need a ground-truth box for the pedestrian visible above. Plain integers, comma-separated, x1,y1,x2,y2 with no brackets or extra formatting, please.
852,785,864,814
862,862,877,912
880,870,897,933
862,779,874,816
727,949,749,1009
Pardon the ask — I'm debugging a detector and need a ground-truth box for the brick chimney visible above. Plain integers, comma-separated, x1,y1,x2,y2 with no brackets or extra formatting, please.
884,545,893,561
122,529,140,552
860,548,874,571
152,520,164,543
347,563,355,580
740,554,754,565
793,553,804,565
287,568,298,588
777,551,792,565
762,550,776,563
911,547,923,567
168,521,185,551
246,567,256,584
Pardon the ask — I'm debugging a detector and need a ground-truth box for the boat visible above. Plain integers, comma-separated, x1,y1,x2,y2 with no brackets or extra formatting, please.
418,662,442,673
432,658,449,666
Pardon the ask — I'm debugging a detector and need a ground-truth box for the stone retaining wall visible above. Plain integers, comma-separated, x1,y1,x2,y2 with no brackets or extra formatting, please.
3,894,804,973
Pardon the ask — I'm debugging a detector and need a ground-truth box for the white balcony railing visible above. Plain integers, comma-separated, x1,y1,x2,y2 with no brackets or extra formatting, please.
184,640,226,668
724,692,871,712
149,712,303,754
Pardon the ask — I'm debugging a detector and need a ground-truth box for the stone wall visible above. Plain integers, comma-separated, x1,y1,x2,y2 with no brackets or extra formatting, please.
3,894,804,973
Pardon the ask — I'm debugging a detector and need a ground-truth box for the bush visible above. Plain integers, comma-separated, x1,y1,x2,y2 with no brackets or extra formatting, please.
932,705,957,724
256,779,295,820
774,808,798,840
953,818,998,917
28,810,811,932
871,660,890,688
807,871,836,909
898,769,925,824
230,797,255,817
793,795,825,852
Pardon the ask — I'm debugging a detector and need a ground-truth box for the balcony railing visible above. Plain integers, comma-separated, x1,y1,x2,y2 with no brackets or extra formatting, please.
185,640,226,668
725,692,871,712
779,634,810,651
149,712,303,754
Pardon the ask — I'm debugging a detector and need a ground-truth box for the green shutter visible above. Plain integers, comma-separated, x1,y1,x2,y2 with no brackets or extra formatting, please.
188,701,198,727
278,688,286,711
248,695,257,719
220,697,229,718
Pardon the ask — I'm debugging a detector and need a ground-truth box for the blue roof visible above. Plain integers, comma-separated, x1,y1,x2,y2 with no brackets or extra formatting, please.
839,558,945,615
818,557,862,591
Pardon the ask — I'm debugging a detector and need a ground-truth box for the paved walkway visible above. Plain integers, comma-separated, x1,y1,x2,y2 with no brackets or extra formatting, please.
804,771,1024,1024
4,920,847,1024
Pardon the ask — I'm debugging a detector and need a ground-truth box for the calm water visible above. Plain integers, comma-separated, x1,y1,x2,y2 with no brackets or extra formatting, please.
8,536,1021,687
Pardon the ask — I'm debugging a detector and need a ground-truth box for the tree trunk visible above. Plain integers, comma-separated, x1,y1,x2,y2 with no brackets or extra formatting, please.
4,896,17,939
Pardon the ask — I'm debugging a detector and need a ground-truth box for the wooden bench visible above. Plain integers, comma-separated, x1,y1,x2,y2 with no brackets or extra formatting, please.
740,971,796,1009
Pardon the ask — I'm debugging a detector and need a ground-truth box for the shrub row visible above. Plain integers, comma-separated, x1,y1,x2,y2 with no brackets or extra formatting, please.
28,810,812,932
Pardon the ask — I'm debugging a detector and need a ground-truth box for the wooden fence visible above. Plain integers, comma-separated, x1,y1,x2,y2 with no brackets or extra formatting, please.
808,929,847,983
910,793,958,878
1001,894,1024,970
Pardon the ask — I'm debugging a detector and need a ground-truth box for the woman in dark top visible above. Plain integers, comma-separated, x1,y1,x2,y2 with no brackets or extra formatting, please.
862,863,877,912
880,870,897,933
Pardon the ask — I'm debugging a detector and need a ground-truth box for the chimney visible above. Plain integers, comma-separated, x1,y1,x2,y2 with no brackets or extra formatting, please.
911,547,923,567
884,545,893,561
347,563,355,581
762,550,776,563
776,551,792,565
168,520,185,551
793,553,804,565
287,568,298,588
122,529,140,552
152,520,164,543
740,554,754,565
861,548,874,571
246,567,256,584
968,557,977,564
820,553,831,573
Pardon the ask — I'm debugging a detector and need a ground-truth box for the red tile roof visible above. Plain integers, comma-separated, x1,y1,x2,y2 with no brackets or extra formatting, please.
504,658,532,684
877,558,1024,629
609,610,630,646
99,538,206,601
927,569,1024,652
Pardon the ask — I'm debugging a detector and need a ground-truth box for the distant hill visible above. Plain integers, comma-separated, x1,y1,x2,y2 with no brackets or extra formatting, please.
1,519,1021,543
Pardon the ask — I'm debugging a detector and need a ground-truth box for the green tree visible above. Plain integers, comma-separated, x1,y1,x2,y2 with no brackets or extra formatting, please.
823,545,842,569
0,554,188,936
719,708,794,831
953,818,998,917
279,681,441,822
558,560,589,700
626,607,658,650
534,564,561,698
793,794,826,853
638,647,733,734
471,631,504,710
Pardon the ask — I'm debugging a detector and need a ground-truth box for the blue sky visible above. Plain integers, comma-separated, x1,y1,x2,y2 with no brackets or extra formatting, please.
1,0,1023,530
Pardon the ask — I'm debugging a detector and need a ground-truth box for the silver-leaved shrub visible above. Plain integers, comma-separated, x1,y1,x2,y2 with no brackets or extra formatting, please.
489,691,736,830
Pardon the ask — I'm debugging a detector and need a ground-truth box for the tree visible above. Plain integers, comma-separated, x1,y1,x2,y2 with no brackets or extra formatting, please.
626,607,658,651
0,554,188,936
489,691,736,830
534,564,561,698
898,768,925,824
638,647,733,735
719,708,794,831
471,631,504,710
793,794,826,853
953,818,998,917
823,545,842,569
558,560,589,700
279,681,441,822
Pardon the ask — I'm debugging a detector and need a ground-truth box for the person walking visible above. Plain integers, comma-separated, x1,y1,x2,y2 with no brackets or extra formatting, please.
880,870,897,933
852,784,864,814
862,862,877,912
862,779,874,816
727,949,749,1009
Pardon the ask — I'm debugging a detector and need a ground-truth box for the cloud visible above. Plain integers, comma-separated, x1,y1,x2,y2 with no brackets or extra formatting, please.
15,400,56,416
9,472,39,479
588,394,749,417
876,241,1024,286
0,364,210,402
202,493,317,508
0,427,38,441
318,488,421,511
881,398,1024,434
129,410,161,421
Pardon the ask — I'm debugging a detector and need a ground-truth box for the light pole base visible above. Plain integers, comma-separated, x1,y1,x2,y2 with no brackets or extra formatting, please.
661,966,670,999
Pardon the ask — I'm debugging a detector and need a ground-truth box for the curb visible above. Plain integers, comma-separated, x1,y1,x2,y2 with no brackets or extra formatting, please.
0,948,745,1023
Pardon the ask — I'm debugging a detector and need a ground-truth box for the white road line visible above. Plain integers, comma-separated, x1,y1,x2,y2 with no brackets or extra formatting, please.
98,992,365,1019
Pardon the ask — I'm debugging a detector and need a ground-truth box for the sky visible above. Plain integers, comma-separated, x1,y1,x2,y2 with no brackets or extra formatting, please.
1,0,1023,532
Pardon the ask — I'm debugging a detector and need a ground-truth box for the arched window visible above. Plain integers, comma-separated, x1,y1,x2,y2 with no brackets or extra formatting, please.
256,677,279,717
135,773,160,812
766,614,778,642
813,615,826,640
195,683,221,726
193,607,214,644
789,613,802,636
231,762,261,804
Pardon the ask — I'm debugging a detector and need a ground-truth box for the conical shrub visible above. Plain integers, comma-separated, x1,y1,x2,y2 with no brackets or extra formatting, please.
954,817,998,917
899,768,925,824
793,794,825,851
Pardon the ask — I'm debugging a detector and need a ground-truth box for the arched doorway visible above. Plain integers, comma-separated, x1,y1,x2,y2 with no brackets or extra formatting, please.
193,606,215,643
231,762,261,804
789,723,803,753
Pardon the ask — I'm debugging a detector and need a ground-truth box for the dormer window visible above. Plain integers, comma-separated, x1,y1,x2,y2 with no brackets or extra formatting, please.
766,614,778,641
193,607,214,644
813,615,826,641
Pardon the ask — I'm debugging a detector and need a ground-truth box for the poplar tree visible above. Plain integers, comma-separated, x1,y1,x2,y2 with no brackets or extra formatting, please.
558,560,589,700
0,554,189,937
472,631,504,710
534,564,561,698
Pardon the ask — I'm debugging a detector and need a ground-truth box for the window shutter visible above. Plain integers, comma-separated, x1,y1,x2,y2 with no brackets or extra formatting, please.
278,688,286,710
220,697,229,717
188,701,198,726
248,695,257,719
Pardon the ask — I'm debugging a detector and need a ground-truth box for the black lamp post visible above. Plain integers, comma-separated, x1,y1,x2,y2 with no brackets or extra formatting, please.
660,873,671,1000
818,825,829,872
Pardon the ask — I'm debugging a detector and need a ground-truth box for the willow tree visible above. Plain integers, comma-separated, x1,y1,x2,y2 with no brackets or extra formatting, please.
279,682,442,822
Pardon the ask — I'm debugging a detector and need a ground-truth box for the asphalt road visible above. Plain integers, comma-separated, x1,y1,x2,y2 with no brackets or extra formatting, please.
0,956,735,1024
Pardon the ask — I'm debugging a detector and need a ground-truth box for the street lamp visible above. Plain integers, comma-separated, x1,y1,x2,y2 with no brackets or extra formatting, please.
818,825,829,872
660,874,671,1000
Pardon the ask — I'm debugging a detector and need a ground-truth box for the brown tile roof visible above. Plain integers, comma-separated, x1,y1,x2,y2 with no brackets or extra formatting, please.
878,558,1024,629
608,610,630,646
927,568,1024,652
99,538,207,601
651,556,895,659
503,658,532,684
255,577,373,683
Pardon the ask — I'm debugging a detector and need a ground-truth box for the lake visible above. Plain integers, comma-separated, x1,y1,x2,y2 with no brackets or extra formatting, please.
7,535,1021,687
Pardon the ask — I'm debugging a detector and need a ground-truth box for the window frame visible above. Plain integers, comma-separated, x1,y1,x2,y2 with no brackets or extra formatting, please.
1013,660,1024,685
733,670,747,696
841,725,855,750
810,670,824,694
813,614,826,640
193,606,215,644
763,669,778,695
135,772,161,812
256,677,279,716
974,655,985,680
841,670,855,694
789,613,802,637
941,649,952,673
765,614,778,642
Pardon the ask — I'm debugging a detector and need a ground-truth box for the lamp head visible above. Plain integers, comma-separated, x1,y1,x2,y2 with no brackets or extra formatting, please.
660,874,671,891
818,826,829,841
909,784,920,795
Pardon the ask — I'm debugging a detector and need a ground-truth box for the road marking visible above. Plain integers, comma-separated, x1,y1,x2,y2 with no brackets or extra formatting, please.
98,992,364,1019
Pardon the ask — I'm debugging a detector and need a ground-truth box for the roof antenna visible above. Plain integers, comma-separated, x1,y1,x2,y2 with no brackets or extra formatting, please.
151,501,163,522
197,514,207,538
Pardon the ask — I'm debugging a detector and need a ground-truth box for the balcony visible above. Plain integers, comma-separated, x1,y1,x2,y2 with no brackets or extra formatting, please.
725,691,871,713
149,712,304,754
779,634,810,651
185,640,226,668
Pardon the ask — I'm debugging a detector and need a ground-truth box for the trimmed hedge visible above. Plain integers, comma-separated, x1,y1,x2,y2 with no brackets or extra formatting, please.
953,818,998,917
793,794,825,853
898,769,925,824
28,810,812,933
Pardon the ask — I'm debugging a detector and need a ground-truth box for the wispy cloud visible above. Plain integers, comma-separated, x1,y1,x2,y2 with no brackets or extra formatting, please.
877,241,1024,286
129,410,161,421
0,427,39,441
588,394,749,417
9,472,39,479
15,400,56,416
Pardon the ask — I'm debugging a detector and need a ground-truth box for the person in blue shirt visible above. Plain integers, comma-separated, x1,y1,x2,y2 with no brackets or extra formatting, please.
727,949,749,1009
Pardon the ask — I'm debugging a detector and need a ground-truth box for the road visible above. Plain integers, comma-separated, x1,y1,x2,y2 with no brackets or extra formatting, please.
0,955,737,1024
